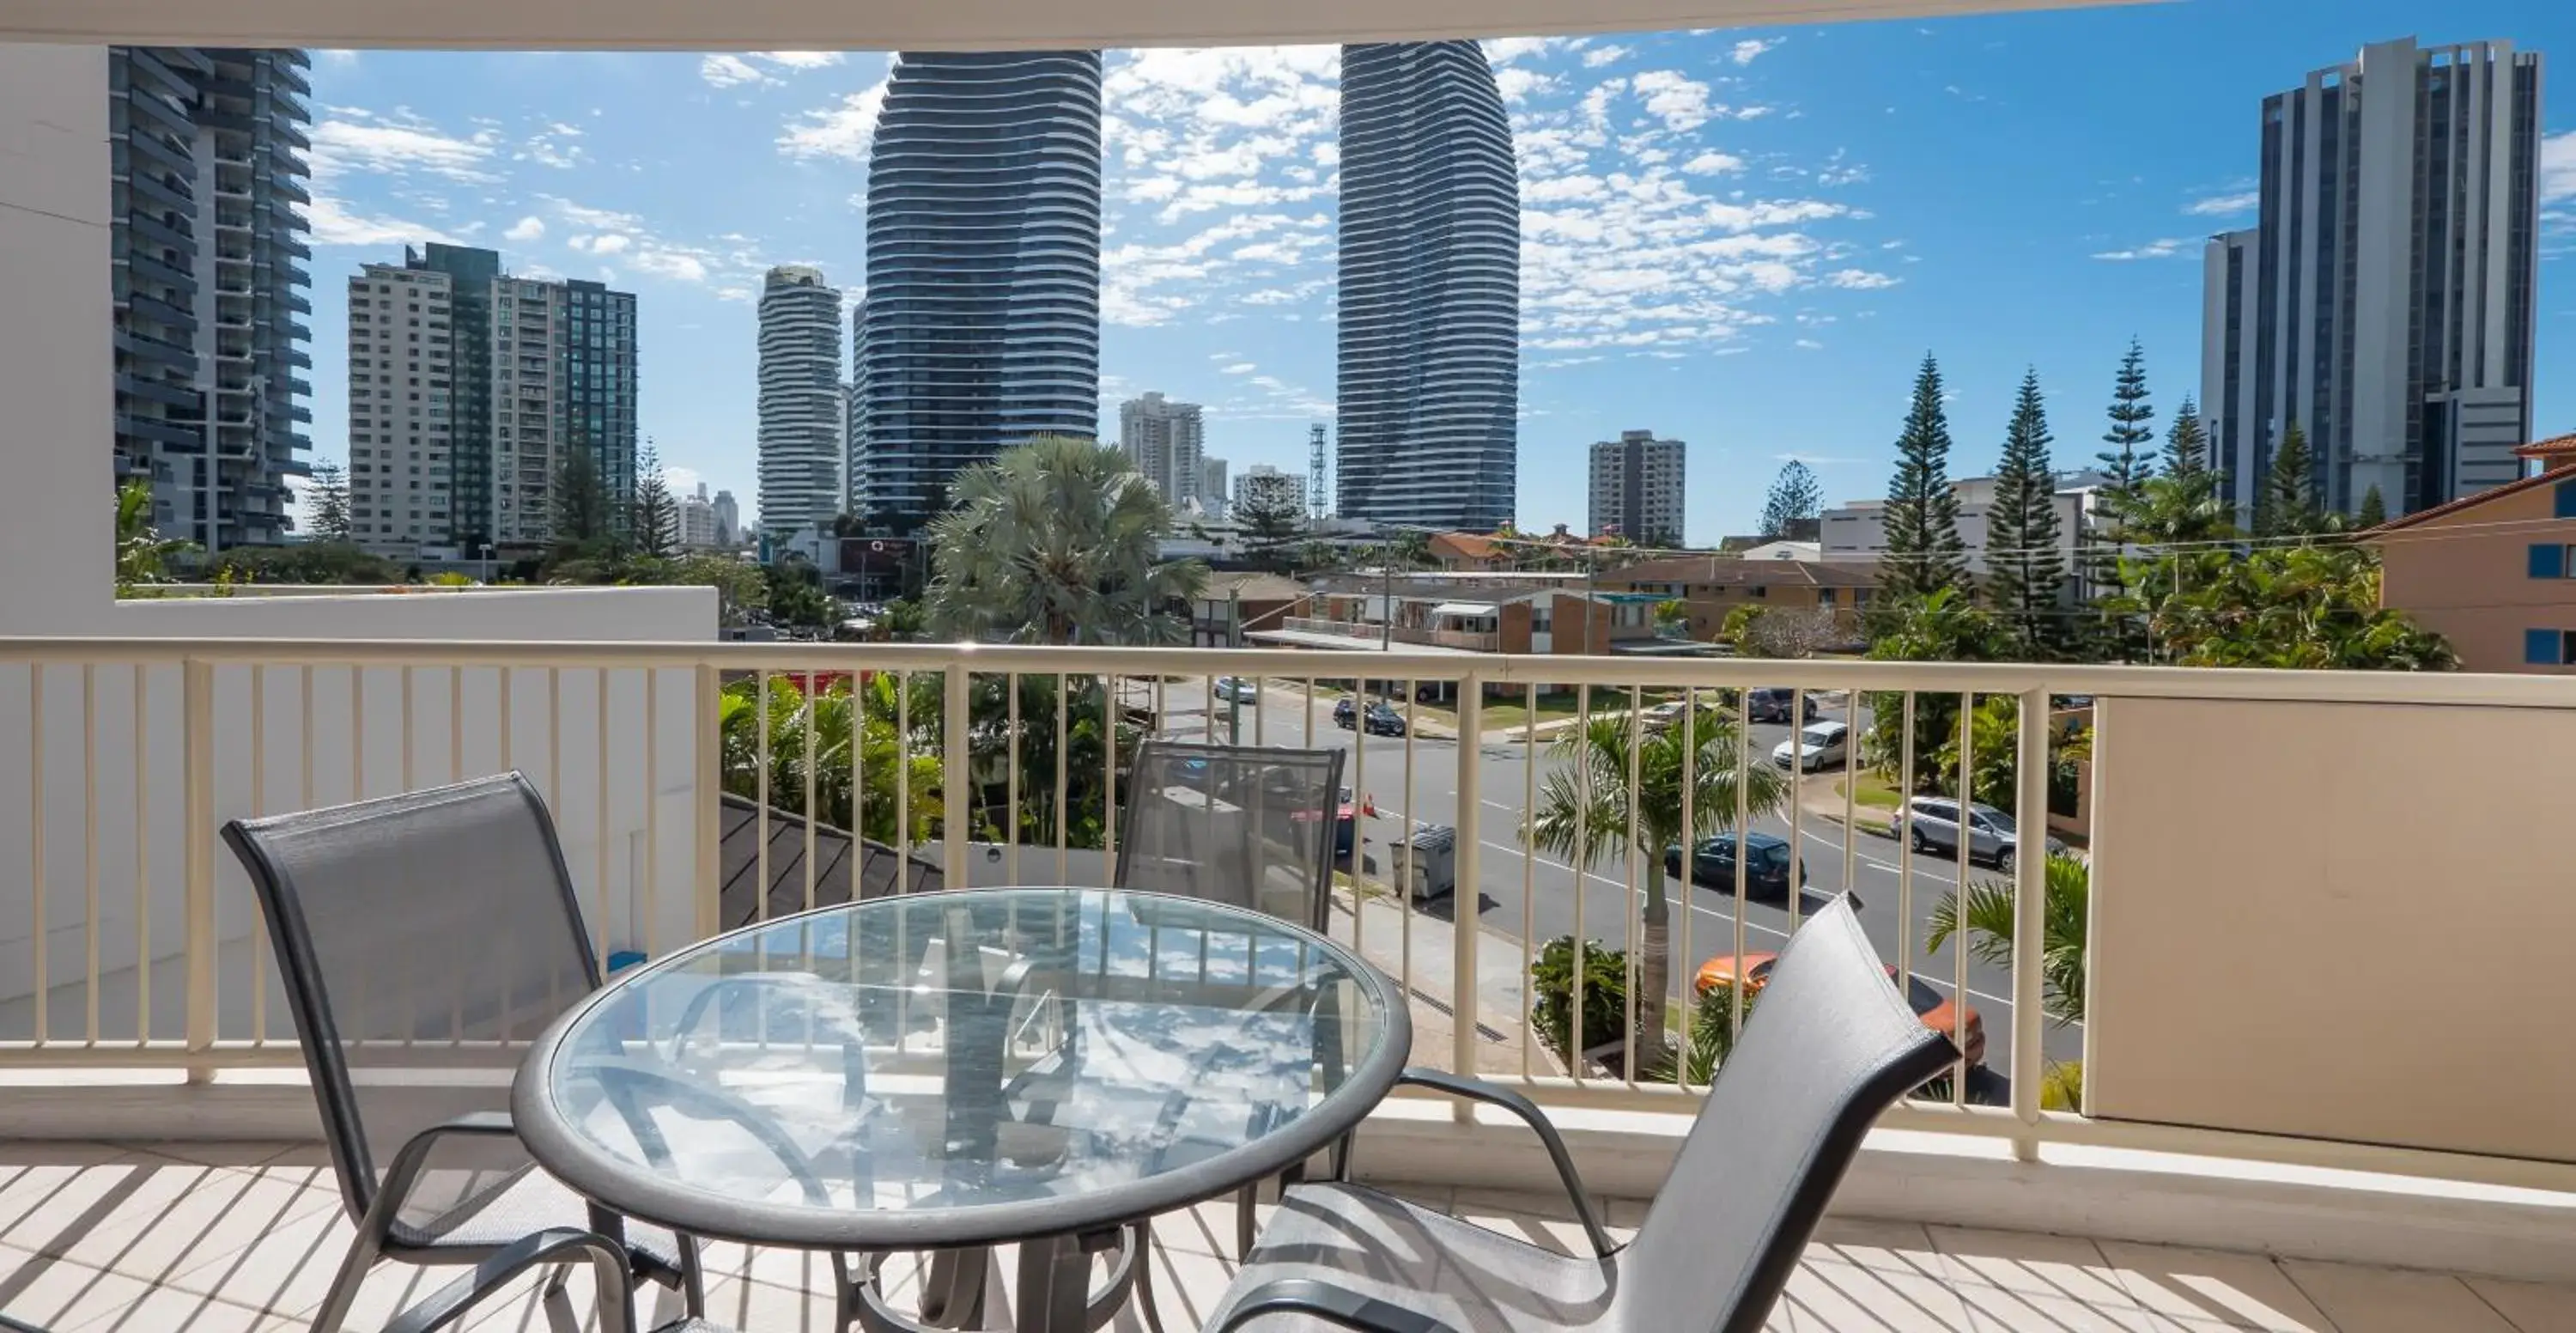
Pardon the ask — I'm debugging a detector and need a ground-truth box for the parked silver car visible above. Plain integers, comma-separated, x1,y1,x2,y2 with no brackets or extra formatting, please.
1902,796,2063,872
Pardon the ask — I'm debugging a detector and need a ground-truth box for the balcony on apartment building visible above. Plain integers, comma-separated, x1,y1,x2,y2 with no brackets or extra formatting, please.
3,637,2576,1331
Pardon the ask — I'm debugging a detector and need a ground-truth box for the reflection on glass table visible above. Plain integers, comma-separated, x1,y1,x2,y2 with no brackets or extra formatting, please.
516,886,1408,1333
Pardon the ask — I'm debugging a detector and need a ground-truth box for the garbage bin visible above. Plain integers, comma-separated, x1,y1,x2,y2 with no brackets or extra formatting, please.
1399,824,1458,902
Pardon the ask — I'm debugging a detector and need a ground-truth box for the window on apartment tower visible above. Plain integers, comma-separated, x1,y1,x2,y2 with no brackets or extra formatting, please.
2527,630,2576,667
2530,545,2575,579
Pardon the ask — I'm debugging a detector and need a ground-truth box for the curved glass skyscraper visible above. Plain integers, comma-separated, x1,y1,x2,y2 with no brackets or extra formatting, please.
756,265,846,536
1337,41,1519,533
853,51,1103,527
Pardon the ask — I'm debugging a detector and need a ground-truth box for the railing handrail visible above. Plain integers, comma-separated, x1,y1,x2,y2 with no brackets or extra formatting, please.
3,636,2574,709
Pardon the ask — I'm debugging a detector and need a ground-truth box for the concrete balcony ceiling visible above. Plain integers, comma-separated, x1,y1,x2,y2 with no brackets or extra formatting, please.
0,0,2142,49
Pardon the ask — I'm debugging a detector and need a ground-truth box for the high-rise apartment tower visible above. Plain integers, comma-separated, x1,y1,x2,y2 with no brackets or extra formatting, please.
2202,37,2543,518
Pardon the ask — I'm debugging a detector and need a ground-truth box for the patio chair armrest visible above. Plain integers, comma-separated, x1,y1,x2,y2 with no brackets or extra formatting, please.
1210,1278,1467,1333
1390,1068,1617,1257
380,1228,638,1333
364,1111,522,1240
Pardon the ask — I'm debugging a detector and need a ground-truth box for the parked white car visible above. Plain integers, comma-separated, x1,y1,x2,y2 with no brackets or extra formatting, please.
1771,721,1850,772
1212,676,1262,703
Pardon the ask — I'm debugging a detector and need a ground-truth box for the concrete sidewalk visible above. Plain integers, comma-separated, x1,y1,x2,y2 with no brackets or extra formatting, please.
1326,882,1564,1077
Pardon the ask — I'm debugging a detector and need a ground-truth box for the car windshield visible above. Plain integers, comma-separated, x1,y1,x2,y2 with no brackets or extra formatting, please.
1976,807,2016,832
1802,724,1838,744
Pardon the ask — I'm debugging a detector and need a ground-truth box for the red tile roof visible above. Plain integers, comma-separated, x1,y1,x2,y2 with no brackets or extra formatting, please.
2360,461,2576,535
1430,532,1502,562
2516,430,2576,461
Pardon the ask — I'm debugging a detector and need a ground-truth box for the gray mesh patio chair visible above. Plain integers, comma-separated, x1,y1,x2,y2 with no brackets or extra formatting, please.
1201,894,1955,1333
222,774,704,1333
1115,740,1346,934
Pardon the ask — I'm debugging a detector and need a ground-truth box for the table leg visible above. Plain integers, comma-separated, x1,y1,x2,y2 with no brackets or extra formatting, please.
918,1247,989,1329
1015,1233,1093,1333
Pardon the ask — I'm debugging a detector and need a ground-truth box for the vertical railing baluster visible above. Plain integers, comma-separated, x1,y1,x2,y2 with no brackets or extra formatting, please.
183,660,216,1075
756,669,773,917
1519,679,1535,1081
897,672,912,892
1675,683,1695,1091
1006,673,1021,886
804,669,819,916
1568,681,1587,1084
1731,688,1750,1046
83,664,99,1045
1953,690,1973,1105
697,663,722,944
2012,685,2050,1153
1623,682,1643,1089
644,668,660,956
1896,691,1917,1002
1451,674,1480,1090
400,665,416,793
595,669,611,964
26,664,43,1046
133,664,150,1046
1788,686,1805,932
1054,673,1069,884
944,665,970,889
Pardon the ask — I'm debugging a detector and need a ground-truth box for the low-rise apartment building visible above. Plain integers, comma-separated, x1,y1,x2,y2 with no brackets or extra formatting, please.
1248,574,1674,659
1608,553,1879,643
2364,434,2576,673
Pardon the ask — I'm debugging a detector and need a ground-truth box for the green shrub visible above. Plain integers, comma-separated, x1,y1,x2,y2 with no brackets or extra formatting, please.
1530,936,1630,1064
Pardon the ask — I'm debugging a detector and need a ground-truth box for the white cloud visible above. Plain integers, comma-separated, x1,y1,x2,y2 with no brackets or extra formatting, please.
779,78,891,161
1795,338,1825,350
2539,131,2576,204
2184,190,2260,216
1731,38,1783,65
1582,45,1632,68
307,193,453,247
503,216,545,241
1496,68,1559,104
309,112,500,183
2092,238,2191,261
589,233,633,255
1629,70,1715,133
705,51,849,88
1220,362,1258,374
1824,269,1898,289
1483,37,1561,64
1680,151,1744,175
701,54,770,88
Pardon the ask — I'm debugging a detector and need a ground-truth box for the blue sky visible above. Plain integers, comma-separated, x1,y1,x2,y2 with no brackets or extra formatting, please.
300,0,2576,539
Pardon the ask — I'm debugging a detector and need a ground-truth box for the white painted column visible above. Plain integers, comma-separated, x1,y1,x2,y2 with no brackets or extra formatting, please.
0,44,114,633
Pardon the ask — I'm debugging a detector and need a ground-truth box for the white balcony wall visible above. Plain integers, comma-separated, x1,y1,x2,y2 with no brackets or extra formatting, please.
0,44,114,631
0,589,716,1049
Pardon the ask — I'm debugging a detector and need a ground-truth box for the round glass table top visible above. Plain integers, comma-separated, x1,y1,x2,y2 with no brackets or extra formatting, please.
513,886,1409,1248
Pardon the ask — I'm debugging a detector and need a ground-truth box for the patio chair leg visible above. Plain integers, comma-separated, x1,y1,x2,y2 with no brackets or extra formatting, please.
1236,1182,1259,1261
541,1264,580,1333
307,1230,381,1333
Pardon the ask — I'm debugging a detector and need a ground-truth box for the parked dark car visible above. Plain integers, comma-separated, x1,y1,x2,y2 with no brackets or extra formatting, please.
1662,831,1811,901
1362,702,1407,736
1333,697,1358,728
1747,687,1819,725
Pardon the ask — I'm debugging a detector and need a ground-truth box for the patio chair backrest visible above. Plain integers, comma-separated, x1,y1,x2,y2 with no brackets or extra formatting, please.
1113,740,1346,934
222,773,604,1225
1614,895,1956,1333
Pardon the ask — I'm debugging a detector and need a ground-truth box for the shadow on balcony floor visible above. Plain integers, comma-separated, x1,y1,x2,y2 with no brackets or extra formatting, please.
3,1141,2574,1330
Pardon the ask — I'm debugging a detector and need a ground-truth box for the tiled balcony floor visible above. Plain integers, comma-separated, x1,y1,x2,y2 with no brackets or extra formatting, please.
5,1141,2576,1332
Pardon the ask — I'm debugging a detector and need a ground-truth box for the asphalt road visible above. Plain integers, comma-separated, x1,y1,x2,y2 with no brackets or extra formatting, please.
1145,675,2081,1081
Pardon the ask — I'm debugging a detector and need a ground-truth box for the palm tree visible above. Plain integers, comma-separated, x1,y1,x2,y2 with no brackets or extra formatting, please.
1525,708,1789,1068
924,435,1207,645
1928,852,2087,1109
719,674,945,847
114,479,192,591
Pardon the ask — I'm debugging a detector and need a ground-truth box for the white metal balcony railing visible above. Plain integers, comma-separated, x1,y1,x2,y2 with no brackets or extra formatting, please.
3,637,2575,1199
